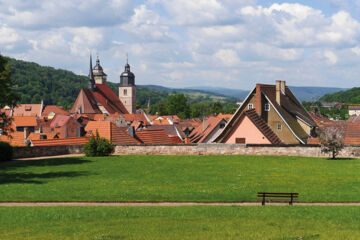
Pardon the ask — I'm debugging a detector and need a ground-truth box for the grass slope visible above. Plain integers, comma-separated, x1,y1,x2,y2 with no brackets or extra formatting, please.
1,206,360,239
1,155,360,202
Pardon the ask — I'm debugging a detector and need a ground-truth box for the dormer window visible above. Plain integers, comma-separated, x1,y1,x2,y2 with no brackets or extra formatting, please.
248,104,253,110
264,104,270,111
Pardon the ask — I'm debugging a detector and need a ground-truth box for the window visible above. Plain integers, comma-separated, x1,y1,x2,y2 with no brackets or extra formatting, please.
219,123,225,128
264,104,270,111
235,138,246,144
277,123,282,131
124,89,127,96
248,104,253,110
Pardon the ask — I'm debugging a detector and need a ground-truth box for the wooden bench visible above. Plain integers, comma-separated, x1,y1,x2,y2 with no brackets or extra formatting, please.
257,192,299,205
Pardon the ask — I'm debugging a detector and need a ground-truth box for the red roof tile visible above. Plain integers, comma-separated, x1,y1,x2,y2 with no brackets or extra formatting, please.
50,115,71,128
93,84,128,114
85,121,139,144
31,137,89,146
12,116,38,127
0,132,26,146
42,105,69,117
123,113,150,125
11,104,42,117
190,116,224,143
135,129,173,144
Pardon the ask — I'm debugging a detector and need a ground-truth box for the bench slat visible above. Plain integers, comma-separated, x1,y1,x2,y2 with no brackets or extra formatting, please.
258,192,298,195
257,199,299,202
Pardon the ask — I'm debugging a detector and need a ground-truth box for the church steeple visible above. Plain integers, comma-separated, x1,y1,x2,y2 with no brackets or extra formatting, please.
88,54,96,91
119,55,136,114
93,54,107,84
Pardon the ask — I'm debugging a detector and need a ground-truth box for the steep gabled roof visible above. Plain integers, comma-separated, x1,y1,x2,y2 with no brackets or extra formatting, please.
260,85,316,142
216,83,317,144
190,116,224,143
71,89,102,114
244,109,283,144
93,84,128,114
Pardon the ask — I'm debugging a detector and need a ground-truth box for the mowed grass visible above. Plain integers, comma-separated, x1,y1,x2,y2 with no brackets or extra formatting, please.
1,206,360,239
1,155,360,202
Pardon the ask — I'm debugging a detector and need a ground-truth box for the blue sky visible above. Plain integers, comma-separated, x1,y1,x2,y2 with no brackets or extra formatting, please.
1,0,360,90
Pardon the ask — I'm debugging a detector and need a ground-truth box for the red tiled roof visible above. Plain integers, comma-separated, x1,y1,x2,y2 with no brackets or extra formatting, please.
12,116,38,127
50,115,71,128
308,111,334,128
0,132,26,146
169,136,184,144
190,116,224,143
93,114,107,121
217,113,233,120
27,132,58,140
135,129,173,144
42,105,69,117
85,121,139,144
244,109,283,144
12,104,42,117
123,113,150,125
93,84,128,114
31,137,89,146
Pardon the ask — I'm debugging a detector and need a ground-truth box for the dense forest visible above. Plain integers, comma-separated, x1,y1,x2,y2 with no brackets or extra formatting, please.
7,57,238,118
320,87,360,104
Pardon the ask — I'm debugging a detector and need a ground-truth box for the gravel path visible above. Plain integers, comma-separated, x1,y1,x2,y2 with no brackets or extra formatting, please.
1,202,360,207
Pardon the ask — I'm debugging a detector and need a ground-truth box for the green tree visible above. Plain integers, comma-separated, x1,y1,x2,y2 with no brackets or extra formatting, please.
211,102,223,115
0,55,20,134
166,94,190,118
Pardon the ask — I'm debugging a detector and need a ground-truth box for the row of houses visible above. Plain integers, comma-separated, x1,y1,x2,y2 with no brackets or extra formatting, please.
3,80,338,147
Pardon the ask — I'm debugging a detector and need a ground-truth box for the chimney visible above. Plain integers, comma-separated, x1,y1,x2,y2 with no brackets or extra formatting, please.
280,80,286,95
128,126,136,138
256,84,262,116
276,80,281,105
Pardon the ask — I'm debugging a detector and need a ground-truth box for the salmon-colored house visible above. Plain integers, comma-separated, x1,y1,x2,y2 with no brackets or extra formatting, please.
216,80,318,144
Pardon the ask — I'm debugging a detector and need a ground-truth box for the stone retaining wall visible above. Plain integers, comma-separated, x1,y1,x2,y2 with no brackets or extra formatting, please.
13,145,83,159
114,144,360,158
12,143,360,159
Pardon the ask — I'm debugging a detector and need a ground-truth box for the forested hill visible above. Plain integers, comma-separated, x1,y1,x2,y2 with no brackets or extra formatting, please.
320,87,360,104
7,58,236,110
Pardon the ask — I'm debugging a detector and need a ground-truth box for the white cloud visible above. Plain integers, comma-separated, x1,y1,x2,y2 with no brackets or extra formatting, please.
324,50,338,65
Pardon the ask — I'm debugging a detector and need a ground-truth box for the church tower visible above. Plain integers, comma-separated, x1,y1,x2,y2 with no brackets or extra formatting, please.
93,56,107,84
119,57,136,114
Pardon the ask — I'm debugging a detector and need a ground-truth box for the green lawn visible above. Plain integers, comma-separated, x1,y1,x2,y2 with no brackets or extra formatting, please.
1,206,360,239
1,155,360,202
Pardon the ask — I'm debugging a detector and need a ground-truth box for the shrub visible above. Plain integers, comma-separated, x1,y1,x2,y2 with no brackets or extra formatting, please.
0,141,13,161
83,131,114,157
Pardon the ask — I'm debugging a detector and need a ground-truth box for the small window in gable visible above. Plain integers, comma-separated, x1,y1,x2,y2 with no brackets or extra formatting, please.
235,138,246,144
248,104,253,110
264,104,270,111
277,123,282,131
